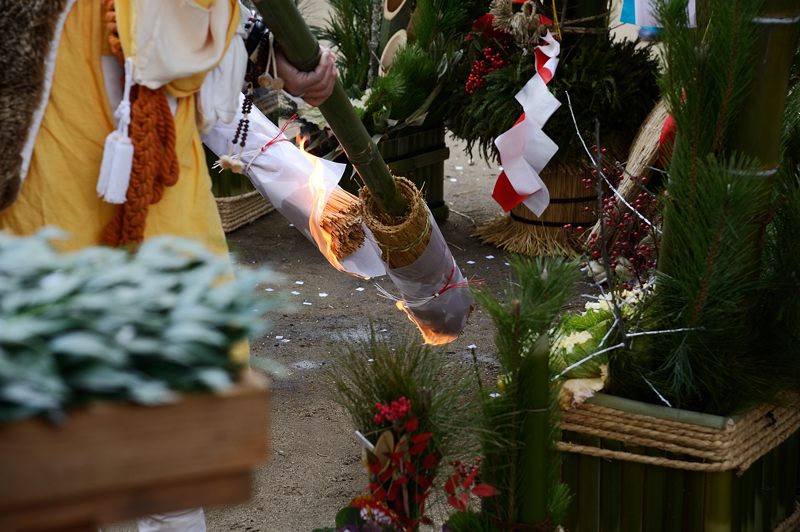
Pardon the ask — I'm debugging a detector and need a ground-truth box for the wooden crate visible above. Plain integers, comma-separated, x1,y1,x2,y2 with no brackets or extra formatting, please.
0,372,270,532
559,393,800,532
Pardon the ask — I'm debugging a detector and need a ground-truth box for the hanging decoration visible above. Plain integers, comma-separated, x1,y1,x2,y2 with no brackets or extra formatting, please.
491,29,560,216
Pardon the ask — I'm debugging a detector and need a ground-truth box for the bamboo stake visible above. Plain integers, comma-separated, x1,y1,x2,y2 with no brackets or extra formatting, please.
252,0,408,217
562,434,580,531
739,462,756,532
783,433,799,524
763,449,777,531
599,439,622,532
664,467,685,532
577,438,601,531
620,450,644,532
518,335,551,526
643,462,667,532
753,459,765,532
703,471,733,532
683,472,706,532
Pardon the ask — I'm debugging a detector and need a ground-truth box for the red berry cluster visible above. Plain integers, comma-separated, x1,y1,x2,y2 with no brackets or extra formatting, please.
569,145,660,288
373,396,411,424
465,47,509,95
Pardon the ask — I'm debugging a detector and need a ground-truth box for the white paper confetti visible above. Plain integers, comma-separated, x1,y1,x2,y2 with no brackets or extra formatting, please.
448,177,458,183
504,262,510,266
295,281,305,285
318,292,328,298
455,165,464,171
282,338,291,343
264,288,274,292
291,290,301,295
275,335,284,340
467,344,477,349
302,301,313,306
355,287,365,292
466,260,476,265
489,392,501,399
485,255,495,260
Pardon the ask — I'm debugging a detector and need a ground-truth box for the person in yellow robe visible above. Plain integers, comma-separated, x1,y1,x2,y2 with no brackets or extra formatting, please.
0,1,336,530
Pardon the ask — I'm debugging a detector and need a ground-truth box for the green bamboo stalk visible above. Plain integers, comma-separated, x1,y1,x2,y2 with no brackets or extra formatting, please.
752,459,765,532
599,439,622,532
775,439,789,524
704,471,734,532
727,0,800,169
518,335,551,525
684,472,706,532
643,463,667,532
761,449,776,531
588,394,731,430
664,468,685,532
578,437,601,532
740,462,756,532
783,433,799,522
620,450,645,532
251,0,408,217
562,437,580,531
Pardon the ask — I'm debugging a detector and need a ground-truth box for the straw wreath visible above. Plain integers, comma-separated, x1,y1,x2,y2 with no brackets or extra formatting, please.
359,176,430,269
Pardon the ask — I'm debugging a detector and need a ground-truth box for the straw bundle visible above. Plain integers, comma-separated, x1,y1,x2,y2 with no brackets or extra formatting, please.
360,176,430,268
584,99,668,246
322,187,365,260
475,162,596,256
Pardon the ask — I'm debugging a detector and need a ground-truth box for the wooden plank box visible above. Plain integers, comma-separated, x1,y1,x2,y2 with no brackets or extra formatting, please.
0,372,270,532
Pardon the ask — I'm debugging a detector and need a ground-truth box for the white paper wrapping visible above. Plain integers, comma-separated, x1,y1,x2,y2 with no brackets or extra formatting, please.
384,213,473,344
202,94,386,279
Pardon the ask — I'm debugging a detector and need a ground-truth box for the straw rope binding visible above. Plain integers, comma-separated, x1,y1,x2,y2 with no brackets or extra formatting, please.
556,395,800,475
360,175,430,268
215,190,274,233
773,502,800,532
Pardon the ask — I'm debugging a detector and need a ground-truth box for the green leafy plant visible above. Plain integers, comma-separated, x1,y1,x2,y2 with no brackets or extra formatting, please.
0,230,280,424
469,256,579,530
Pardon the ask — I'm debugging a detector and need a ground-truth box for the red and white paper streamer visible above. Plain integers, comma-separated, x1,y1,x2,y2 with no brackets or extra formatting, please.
491,30,561,215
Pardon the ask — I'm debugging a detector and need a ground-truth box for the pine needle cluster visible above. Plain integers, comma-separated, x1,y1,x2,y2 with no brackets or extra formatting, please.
313,0,374,94
606,0,800,415
469,256,579,529
326,327,477,457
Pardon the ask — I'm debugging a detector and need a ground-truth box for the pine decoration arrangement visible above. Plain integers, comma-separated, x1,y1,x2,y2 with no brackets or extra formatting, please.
447,0,661,256
549,0,800,528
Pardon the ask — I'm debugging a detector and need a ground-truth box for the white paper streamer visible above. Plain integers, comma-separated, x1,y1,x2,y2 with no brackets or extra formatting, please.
202,94,386,279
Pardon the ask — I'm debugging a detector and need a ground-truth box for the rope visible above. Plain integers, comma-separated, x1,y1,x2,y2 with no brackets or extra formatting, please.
101,0,180,247
557,395,800,475
773,503,800,532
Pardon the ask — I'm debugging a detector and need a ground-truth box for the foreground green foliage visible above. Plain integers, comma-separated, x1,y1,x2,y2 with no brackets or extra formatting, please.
470,256,579,529
0,231,279,423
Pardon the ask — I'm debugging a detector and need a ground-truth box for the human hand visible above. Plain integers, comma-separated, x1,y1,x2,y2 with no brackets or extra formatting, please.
276,47,338,107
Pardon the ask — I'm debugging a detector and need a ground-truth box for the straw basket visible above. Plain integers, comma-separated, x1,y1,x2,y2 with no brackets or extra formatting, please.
475,162,596,256
210,163,275,234
558,393,800,531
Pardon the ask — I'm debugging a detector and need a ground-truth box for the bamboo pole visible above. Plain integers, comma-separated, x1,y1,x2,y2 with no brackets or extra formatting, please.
783,433,799,523
643,462,667,532
252,0,408,217
664,468,685,532
620,450,644,532
703,471,734,532
577,437,601,531
599,439,622,532
562,435,580,531
684,472,706,532
753,459,765,532
518,335,550,526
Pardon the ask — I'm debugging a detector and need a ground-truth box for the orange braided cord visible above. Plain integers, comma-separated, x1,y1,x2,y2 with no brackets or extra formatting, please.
102,86,180,246
101,0,181,247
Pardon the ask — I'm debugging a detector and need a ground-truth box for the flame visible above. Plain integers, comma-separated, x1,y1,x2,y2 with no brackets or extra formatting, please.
394,300,458,346
298,136,345,272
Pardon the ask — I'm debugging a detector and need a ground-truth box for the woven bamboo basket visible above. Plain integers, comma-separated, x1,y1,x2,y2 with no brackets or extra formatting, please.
558,393,800,531
474,162,596,256
207,148,275,233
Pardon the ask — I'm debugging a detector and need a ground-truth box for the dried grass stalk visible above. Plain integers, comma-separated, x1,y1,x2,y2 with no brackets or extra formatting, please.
322,187,365,260
360,176,430,268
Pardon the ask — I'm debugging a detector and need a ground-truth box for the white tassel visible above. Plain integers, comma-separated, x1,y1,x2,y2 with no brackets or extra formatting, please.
97,57,135,204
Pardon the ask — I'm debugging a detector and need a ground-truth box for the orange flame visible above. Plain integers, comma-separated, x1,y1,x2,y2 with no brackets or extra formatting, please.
298,136,345,272
394,300,459,346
